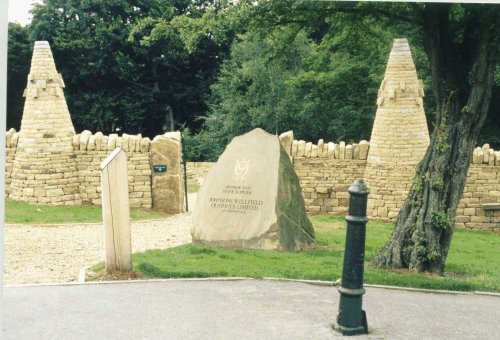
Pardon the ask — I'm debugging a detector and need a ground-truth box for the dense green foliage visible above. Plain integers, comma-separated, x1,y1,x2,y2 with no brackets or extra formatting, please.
91,215,500,292
6,1,499,160
19,0,232,136
7,23,31,130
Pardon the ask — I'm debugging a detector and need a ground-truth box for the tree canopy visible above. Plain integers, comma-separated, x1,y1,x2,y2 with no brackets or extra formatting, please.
6,0,499,159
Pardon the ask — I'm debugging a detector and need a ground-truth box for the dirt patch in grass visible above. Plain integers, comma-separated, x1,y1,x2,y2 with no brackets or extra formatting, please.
87,269,145,281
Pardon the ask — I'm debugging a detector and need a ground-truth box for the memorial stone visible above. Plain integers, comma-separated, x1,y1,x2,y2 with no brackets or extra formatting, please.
192,128,316,251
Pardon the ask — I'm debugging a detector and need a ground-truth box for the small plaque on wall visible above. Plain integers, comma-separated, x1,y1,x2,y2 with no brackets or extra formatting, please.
153,165,167,173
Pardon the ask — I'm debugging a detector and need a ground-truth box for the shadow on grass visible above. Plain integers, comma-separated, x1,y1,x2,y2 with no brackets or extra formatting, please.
138,262,228,278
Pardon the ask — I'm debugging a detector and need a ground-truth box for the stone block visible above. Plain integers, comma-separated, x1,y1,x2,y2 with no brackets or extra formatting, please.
305,142,312,157
46,188,64,197
94,132,103,150
339,141,346,159
353,143,360,159
278,131,293,156
87,135,96,151
108,134,118,150
192,128,315,251
345,145,353,159
79,131,91,150
140,137,151,153
311,144,318,158
122,133,131,152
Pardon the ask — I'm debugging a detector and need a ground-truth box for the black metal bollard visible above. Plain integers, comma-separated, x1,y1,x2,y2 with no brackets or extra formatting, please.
334,179,369,336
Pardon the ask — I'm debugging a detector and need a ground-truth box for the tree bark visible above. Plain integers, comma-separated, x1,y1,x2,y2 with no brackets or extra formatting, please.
372,4,500,274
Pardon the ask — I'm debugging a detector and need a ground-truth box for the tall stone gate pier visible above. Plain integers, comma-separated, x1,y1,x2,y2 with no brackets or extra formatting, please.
364,38,430,220
9,41,80,205
6,41,184,213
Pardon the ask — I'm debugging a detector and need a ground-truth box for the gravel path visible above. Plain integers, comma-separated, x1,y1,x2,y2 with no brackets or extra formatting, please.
4,195,196,285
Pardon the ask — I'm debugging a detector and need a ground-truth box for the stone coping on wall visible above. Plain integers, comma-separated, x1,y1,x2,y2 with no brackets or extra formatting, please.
5,127,152,154
72,130,151,153
290,139,370,160
472,144,500,165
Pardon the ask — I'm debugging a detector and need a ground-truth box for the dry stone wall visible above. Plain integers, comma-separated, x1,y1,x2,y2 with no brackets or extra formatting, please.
364,38,430,221
5,127,187,211
73,130,152,208
9,41,81,205
6,40,184,212
186,162,215,186
455,145,500,232
185,140,500,232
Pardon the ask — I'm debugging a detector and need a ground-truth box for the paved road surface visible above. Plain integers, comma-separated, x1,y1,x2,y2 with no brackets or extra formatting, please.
4,279,500,339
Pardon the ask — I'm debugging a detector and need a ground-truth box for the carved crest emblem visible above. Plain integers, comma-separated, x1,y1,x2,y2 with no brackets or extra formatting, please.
234,158,250,181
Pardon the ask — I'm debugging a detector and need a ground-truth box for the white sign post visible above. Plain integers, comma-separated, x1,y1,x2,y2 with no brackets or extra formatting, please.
100,147,132,272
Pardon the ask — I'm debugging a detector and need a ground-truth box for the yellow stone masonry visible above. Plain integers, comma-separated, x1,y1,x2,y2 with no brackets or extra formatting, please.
9,41,80,205
184,38,499,232
364,38,430,220
6,41,183,212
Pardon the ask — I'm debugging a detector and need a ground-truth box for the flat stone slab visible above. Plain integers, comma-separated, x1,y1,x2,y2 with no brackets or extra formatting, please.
192,128,315,251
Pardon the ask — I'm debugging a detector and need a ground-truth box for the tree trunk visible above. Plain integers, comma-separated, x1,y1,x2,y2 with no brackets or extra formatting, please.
372,5,500,274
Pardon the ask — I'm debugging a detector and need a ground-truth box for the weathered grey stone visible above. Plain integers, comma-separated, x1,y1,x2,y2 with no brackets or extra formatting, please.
192,128,316,251
279,131,294,156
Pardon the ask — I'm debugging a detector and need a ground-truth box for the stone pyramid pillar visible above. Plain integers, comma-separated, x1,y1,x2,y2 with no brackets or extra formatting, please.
364,38,430,220
9,41,81,205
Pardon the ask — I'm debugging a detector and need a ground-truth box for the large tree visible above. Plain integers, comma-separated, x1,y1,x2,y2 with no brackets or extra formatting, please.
372,4,500,273
228,1,499,274
185,0,424,161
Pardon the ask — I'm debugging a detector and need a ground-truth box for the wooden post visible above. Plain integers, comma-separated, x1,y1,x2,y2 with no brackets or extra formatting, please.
100,147,132,272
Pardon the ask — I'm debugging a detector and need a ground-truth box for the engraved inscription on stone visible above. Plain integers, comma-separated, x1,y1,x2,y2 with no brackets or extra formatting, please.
192,128,316,251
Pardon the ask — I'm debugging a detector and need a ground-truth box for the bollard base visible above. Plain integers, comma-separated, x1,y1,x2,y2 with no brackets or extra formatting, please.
333,310,368,336
333,324,366,336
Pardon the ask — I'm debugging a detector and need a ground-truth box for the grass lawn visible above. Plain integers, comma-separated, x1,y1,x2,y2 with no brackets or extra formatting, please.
92,215,500,293
5,199,169,224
